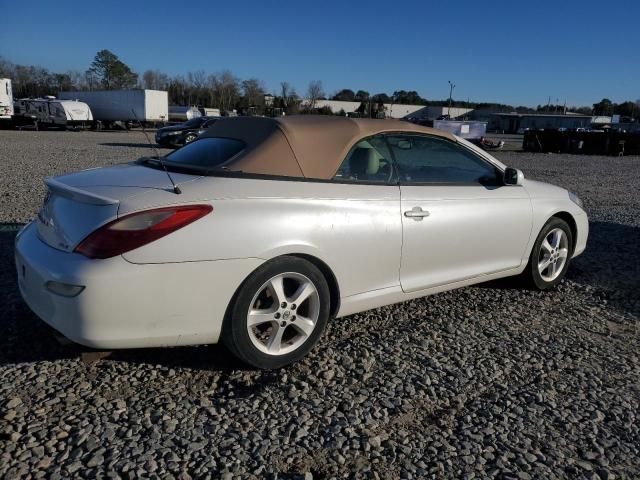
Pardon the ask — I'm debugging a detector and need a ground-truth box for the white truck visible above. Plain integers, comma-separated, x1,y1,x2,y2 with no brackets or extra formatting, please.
0,78,14,121
59,89,168,127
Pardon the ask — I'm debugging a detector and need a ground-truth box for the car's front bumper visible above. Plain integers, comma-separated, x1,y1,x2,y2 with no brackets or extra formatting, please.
155,134,183,147
15,223,262,349
572,211,588,258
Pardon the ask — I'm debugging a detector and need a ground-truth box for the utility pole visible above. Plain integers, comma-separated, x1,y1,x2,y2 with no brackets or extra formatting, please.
448,80,456,119
389,94,395,119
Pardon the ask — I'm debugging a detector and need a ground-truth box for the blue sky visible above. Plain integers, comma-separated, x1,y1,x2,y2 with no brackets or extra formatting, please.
2,0,638,106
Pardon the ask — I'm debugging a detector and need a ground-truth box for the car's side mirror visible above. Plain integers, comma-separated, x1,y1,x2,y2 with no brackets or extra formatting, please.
503,167,524,186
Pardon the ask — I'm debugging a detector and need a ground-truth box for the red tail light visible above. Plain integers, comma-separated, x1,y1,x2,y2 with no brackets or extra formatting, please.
75,205,213,259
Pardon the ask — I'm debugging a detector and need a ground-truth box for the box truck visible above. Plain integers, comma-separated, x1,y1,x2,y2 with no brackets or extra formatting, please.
58,89,168,127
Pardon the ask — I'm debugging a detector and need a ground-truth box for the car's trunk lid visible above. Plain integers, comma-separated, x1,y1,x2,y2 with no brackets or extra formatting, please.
36,163,201,252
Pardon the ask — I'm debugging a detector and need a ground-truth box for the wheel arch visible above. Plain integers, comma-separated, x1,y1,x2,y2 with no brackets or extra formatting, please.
288,253,341,317
551,211,578,253
222,253,341,335
522,209,580,267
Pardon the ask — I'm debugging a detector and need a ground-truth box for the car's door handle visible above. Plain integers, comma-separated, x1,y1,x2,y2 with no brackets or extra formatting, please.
404,207,430,220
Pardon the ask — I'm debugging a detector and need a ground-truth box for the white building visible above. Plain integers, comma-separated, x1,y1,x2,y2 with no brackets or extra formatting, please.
300,99,472,120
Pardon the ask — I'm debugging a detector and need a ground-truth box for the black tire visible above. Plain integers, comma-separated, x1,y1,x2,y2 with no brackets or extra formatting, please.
222,256,330,369
523,217,573,290
184,133,197,143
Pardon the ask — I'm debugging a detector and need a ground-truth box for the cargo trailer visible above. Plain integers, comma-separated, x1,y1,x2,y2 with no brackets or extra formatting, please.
13,97,93,129
59,89,168,126
199,107,221,117
0,78,14,121
169,105,202,123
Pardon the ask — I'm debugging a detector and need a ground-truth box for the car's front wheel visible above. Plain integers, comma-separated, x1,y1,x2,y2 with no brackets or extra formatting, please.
222,256,330,369
524,217,573,290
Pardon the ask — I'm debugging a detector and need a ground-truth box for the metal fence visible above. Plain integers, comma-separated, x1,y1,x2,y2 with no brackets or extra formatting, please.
523,130,640,156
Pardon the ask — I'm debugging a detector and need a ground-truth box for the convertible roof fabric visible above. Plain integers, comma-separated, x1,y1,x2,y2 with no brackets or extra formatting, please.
201,115,455,179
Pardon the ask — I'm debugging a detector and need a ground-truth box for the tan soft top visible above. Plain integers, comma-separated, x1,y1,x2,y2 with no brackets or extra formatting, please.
201,115,455,179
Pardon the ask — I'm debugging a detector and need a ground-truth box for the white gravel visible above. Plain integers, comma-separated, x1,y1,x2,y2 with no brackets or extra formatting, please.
0,129,638,479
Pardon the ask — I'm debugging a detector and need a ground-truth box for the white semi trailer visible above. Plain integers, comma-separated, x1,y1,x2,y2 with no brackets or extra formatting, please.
0,78,14,121
59,89,168,126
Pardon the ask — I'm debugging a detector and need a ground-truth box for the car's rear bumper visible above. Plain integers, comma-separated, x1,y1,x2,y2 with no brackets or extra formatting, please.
15,222,262,349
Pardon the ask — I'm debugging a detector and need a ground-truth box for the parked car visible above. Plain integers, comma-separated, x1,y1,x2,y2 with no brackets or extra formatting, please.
15,116,588,369
155,116,219,147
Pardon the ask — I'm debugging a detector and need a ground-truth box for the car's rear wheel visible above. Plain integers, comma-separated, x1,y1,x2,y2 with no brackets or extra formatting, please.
222,256,330,369
524,217,573,290
184,133,197,143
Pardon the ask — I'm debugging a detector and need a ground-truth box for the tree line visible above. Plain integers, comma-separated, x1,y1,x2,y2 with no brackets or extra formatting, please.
1,50,638,119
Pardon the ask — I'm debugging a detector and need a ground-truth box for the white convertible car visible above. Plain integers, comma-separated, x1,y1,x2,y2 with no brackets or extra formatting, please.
15,116,588,368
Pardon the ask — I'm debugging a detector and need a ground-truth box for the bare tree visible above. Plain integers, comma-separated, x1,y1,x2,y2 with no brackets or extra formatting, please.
84,70,98,91
211,70,240,113
279,81,300,114
280,81,292,107
205,73,218,107
242,78,265,108
306,80,324,111
142,69,169,90
168,75,188,105
0,57,14,78
187,70,207,89
67,70,88,90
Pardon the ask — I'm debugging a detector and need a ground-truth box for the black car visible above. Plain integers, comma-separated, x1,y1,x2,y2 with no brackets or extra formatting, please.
155,117,219,147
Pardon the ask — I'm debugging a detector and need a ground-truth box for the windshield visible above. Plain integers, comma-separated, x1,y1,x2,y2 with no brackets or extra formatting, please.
163,137,245,171
183,117,205,128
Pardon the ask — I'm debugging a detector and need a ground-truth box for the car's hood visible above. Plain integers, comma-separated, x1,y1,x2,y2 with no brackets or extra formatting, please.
523,178,568,199
157,125,188,134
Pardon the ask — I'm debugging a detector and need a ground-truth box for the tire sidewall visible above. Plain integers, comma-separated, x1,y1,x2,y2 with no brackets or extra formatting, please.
224,256,330,369
529,218,573,290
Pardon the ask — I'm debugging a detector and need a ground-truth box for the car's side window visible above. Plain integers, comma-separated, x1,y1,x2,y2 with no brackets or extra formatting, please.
333,135,394,183
386,134,500,185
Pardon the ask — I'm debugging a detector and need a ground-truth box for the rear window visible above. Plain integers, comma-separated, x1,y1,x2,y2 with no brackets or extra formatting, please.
164,137,245,170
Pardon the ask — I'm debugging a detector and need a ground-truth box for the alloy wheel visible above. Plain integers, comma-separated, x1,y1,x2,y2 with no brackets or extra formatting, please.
538,227,569,282
246,272,320,356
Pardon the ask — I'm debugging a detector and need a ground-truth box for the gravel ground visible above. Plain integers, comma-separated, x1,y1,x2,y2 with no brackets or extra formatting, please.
0,130,638,479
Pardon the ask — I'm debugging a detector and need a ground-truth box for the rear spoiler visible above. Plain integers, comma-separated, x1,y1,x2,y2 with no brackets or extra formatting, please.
45,178,120,206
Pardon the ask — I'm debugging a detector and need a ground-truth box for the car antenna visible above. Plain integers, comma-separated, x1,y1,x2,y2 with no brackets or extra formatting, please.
132,109,181,194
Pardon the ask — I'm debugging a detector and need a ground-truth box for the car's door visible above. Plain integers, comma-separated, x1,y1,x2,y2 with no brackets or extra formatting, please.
386,134,532,292
326,135,402,296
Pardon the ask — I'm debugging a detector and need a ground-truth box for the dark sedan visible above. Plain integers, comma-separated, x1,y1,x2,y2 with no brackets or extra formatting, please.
155,117,219,147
